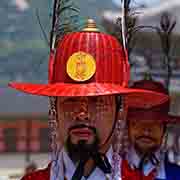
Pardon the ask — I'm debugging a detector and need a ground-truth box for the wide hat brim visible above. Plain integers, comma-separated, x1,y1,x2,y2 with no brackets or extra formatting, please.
127,107,180,124
9,82,168,107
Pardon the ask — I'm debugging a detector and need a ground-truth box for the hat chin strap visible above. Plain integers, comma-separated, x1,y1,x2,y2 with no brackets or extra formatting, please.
98,96,121,153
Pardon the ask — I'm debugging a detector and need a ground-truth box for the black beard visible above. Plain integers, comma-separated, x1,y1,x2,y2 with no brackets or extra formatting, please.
66,133,99,163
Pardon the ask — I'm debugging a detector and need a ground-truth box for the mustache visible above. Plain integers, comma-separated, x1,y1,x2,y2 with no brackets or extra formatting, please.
136,136,156,142
69,124,96,134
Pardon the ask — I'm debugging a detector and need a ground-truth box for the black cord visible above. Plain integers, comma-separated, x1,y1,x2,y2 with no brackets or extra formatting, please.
99,96,122,148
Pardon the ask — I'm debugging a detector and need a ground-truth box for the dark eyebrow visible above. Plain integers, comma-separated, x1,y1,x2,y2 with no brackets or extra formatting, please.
90,96,98,102
61,97,78,103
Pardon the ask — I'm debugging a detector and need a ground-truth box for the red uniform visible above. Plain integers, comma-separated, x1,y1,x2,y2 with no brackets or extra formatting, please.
121,160,156,180
21,164,50,180
21,160,156,180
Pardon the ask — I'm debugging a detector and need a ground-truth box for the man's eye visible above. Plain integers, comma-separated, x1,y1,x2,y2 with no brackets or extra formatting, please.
62,97,79,103
96,101,105,106
131,121,138,127
62,102,77,109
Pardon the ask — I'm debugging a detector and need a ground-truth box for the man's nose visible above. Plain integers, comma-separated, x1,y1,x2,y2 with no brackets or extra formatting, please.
75,111,89,121
73,102,90,121
143,127,152,135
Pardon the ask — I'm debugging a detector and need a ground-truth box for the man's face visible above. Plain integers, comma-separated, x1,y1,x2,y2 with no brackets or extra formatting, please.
56,95,116,152
128,118,164,154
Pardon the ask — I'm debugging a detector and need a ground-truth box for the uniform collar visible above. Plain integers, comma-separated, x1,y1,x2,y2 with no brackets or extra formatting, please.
51,146,122,180
63,146,114,179
126,146,166,179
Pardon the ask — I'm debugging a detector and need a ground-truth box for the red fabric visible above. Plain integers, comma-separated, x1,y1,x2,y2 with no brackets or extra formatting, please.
9,82,168,108
129,79,169,110
127,108,180,124
53,32,128,85
132,80,168,95
48,50,55,83
121,160,156,180
127,109,170,123
21,161,157,180
21,164,50,180
8,31,168,108
127,79,180,123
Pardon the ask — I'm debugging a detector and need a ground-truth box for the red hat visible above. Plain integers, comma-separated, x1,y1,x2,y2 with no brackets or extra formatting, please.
8,20,168,107
127,79,180,123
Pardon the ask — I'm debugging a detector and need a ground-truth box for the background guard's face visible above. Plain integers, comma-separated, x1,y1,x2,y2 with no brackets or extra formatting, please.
56,95,116,152
128,118,164,154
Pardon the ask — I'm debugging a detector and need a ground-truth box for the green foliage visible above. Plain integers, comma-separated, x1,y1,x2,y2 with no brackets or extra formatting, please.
1,0,113,83
0,40,46,57
55,0,86,39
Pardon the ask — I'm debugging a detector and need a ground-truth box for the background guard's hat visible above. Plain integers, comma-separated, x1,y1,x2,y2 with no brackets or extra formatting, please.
9,20,168,107
127,79,180,123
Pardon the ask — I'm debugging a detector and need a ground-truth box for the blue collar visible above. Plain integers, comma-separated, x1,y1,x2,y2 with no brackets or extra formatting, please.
126,147,166,179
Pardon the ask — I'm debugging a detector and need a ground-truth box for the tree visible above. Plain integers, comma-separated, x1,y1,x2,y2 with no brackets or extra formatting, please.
157,12,176,92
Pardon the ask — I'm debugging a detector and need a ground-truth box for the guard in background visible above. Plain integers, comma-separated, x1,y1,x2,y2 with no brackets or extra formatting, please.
123,79,180,180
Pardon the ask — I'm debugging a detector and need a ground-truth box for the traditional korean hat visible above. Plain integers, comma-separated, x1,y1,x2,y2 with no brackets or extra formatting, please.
8,19,168,107
7,0,170,178
127,79,180,123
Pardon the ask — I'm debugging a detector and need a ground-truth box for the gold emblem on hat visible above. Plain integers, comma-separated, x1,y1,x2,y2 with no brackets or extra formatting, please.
66,52,96,82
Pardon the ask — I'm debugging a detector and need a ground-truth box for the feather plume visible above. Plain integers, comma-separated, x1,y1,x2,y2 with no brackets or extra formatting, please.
50,0,85,49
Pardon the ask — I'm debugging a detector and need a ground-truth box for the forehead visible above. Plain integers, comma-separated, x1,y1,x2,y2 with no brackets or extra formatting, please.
129,118,162,126
58,95,115,103
127,109,166,125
